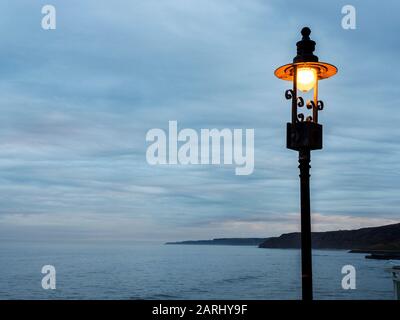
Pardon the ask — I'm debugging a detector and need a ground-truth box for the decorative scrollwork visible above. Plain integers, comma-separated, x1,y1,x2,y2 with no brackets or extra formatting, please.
297,113,304,122
285,89,294,100
306,100,315,110
297,97,304,107
306,116,313,122
317,100,324,110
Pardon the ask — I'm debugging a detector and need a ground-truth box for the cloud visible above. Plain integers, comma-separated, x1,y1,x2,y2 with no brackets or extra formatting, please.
0,0,399,241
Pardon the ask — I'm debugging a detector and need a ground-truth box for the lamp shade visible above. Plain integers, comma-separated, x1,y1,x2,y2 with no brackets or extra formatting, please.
274,61,337,82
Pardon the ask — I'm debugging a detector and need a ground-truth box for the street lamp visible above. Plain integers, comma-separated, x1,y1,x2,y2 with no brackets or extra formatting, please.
274,27,337,300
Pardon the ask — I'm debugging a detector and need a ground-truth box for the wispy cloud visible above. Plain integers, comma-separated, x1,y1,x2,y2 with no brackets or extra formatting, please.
0,0,399,241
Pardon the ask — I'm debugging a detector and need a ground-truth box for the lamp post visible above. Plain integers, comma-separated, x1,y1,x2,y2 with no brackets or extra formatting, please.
274,27,337,300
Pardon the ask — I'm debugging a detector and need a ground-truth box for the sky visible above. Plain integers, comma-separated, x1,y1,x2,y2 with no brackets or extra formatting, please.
0,0,399,242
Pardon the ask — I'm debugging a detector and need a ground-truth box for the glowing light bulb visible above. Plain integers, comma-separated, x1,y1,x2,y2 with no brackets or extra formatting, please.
297,67,317,92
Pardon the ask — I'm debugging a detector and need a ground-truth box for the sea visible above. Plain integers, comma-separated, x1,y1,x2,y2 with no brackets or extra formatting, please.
0,242,396,300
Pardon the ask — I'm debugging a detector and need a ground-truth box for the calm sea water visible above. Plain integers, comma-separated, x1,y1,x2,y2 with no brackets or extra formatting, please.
0,242,395,300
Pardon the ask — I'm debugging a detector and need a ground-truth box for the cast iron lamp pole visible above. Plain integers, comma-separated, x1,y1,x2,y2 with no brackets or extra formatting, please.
275,27,338,300
299,148,312,300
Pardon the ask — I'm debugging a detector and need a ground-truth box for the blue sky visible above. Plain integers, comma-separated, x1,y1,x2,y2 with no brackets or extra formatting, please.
0,0,399,242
